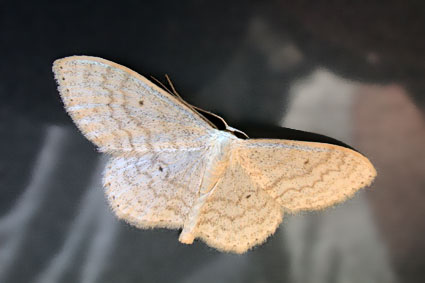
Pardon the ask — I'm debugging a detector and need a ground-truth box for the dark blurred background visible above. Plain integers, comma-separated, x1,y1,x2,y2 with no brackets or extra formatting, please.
1,1,425,282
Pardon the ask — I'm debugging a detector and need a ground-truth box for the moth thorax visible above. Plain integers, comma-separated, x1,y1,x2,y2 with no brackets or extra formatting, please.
200,136,233,194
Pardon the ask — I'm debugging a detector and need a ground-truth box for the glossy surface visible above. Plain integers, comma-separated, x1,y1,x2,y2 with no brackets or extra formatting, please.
1,1,424,282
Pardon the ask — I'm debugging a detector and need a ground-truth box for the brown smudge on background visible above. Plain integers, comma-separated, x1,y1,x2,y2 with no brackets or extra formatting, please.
353,84,425,278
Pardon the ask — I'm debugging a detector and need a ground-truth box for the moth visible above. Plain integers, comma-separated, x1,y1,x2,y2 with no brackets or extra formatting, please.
53,56,376,253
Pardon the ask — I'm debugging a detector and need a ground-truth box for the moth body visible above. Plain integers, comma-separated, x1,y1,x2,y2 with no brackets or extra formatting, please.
179,130,235,244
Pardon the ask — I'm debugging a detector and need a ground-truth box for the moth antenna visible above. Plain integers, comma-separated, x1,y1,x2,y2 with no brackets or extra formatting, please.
155,74,218,130
165,74,184,100
150,75,173,95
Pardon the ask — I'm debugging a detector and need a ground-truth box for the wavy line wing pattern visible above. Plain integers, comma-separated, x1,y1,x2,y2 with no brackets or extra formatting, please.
196,160,283,254
104,148,208,229
237,139,376,213
53,56,212,153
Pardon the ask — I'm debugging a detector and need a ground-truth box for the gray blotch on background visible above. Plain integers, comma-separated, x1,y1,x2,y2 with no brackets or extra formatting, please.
34,156,118,283
281,69,395,283
0,126,67,282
